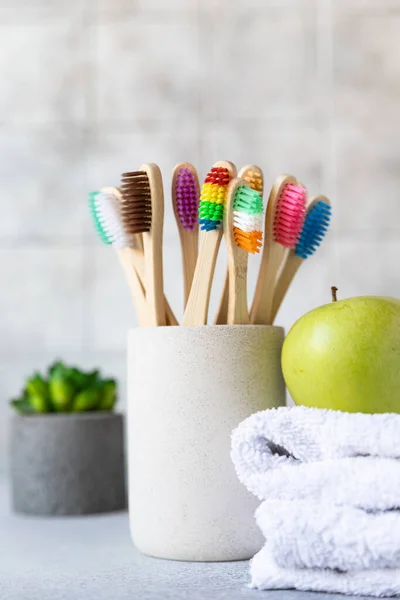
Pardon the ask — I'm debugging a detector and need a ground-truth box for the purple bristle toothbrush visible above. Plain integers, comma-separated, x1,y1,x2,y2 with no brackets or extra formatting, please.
172,163,200,308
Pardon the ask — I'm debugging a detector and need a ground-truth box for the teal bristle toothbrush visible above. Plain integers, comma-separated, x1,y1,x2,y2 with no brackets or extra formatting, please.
182,161,237,326
88,187,147,325
271,195,332,322
250,175,307,325
88,186,178,326
171,163,200,309
224,178,263,325
215,165,264,325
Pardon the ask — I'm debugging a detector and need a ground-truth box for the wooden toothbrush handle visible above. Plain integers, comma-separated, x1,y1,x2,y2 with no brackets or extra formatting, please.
183,230,223,326
214,268,229,324
270,254,303,323
227,252,249,325
126,245,178,326
250,243,286,325
116,248,148,326
181,229,199,309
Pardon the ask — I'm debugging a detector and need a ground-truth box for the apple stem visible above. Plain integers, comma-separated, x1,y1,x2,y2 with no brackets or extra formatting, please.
331,286,338,302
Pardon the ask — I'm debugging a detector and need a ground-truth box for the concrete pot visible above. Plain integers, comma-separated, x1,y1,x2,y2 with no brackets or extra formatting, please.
10,412,126,516
127,325,286,561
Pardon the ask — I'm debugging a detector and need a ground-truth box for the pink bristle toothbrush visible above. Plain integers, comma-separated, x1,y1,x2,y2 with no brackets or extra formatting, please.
214,165,264,325
250,175,307,324
172,163,200,309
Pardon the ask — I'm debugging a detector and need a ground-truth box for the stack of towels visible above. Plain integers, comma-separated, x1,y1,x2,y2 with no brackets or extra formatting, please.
231,406,400,597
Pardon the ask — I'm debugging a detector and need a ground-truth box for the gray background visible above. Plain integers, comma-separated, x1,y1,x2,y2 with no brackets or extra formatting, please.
1,0,400,470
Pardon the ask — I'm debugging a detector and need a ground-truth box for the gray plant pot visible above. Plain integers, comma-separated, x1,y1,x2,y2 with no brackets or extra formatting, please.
10,412,127,516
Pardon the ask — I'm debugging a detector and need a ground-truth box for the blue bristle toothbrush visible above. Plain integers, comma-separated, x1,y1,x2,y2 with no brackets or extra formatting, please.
271,195,332,322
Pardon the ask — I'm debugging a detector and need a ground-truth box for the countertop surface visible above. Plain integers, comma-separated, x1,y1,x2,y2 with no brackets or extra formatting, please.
0,477,370,600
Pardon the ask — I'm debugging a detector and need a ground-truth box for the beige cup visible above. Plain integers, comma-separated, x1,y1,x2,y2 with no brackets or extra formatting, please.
127,325,285,561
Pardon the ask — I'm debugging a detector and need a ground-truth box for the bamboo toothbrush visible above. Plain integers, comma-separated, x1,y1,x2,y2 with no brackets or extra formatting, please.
224,178,263,324
121,164,166,327
215,165,264,325
171,163,200,308
250,175,307,325
271,195,332,323
182,161,237,326
89,186,178,326
88,187,148,325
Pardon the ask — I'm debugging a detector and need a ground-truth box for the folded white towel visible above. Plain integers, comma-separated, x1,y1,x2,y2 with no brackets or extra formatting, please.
230,406,400,597
231,406,400,508
255,500,400,571
251,544,400,598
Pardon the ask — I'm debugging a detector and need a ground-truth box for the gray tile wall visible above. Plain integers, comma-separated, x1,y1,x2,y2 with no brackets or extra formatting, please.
1,0,400,469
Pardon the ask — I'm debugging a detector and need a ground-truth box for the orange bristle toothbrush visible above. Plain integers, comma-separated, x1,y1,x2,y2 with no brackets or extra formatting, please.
182,161,237,326
224,178,263,324
215,165,263,325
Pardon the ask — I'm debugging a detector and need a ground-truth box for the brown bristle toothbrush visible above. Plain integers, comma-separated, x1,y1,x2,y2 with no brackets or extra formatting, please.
214,165,264,325
224,178,264,324
250,175,307,324
182,161,237,326
171,163,200,309
121,164,167,327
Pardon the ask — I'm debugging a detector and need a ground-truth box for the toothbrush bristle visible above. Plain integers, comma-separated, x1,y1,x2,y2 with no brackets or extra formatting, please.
295,200,331,259
175,168,199,231
89,189,131,248
120,171,151,235
232,186,263,254
242,169,263,196
199,167,231,231
274,183,307,248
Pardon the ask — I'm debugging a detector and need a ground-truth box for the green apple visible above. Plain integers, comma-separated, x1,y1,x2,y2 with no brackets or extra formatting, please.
282,292,400,413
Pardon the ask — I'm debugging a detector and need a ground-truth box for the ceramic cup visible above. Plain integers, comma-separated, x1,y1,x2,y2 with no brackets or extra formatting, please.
127,325,285,561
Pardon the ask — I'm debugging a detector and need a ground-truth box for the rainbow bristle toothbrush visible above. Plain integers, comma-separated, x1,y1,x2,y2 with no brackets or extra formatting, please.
250,175,307,325
172,163,200,309
224,178,263,325
271,195,332,323
88,187,147,325
121,164,166,327
182,161,237,326
215,165,264,325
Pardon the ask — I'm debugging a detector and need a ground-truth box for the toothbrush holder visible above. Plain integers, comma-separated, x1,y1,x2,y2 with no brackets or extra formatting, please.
127,325,285,562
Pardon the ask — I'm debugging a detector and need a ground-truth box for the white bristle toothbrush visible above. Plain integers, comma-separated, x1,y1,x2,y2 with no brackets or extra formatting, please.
171,163,200,309
182,161,237,326
121,164,167,327
214,165,264,325
250,175,307,325
89,186,178,326
88,187,148,325
224,178,263,325
271,195,332,323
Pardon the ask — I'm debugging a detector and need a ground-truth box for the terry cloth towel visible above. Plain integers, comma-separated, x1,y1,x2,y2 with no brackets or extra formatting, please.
231,406,400,508
251,544,400,598
230,406,400,597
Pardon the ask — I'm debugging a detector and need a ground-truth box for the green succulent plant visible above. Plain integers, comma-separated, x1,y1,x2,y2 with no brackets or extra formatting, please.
10,361,118,415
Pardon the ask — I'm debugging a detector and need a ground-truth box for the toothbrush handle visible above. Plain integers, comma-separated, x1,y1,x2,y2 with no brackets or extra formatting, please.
214,268,229,325
116,248,148,326
227,252,249,325
183,230,223,326
180,229,199,309
270,254,303,323
250,243,286,325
